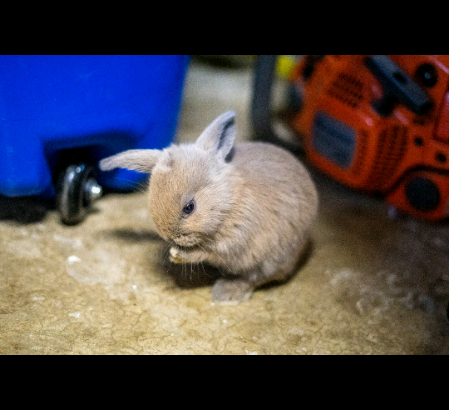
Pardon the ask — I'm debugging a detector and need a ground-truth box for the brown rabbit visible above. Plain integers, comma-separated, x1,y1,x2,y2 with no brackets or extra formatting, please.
99,111,318,303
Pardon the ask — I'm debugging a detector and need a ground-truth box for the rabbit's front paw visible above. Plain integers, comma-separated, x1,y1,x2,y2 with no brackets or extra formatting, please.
169,247,184,264
211,278,254,304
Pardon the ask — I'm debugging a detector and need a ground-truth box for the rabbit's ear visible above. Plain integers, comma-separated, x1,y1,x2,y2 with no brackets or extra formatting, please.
196,111,236,161
99,149,161,173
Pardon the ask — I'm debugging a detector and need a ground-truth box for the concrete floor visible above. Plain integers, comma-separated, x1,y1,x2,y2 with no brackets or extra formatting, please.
1,57,449,354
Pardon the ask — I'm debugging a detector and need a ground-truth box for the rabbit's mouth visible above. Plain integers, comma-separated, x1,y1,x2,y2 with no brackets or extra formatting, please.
172,233,201,248
175,244,200,251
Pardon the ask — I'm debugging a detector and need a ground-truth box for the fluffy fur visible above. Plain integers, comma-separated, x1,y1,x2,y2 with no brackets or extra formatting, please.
99,111,318,302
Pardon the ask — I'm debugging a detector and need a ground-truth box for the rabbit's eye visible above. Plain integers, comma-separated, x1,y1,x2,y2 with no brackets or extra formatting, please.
182,199,195,216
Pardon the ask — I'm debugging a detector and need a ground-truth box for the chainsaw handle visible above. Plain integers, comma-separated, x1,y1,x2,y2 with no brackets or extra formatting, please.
251,55,302,155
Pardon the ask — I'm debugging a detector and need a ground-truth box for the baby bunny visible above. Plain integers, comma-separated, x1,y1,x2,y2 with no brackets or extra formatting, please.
99,111,318,303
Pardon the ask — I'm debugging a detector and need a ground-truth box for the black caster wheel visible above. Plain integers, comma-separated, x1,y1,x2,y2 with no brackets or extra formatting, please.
56,164,102,225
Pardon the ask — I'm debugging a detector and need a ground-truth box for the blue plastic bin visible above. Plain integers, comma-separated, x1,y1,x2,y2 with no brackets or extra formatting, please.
0,55,189,198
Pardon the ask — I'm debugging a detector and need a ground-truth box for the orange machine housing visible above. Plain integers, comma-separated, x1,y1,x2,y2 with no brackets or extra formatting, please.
289,55,449,220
